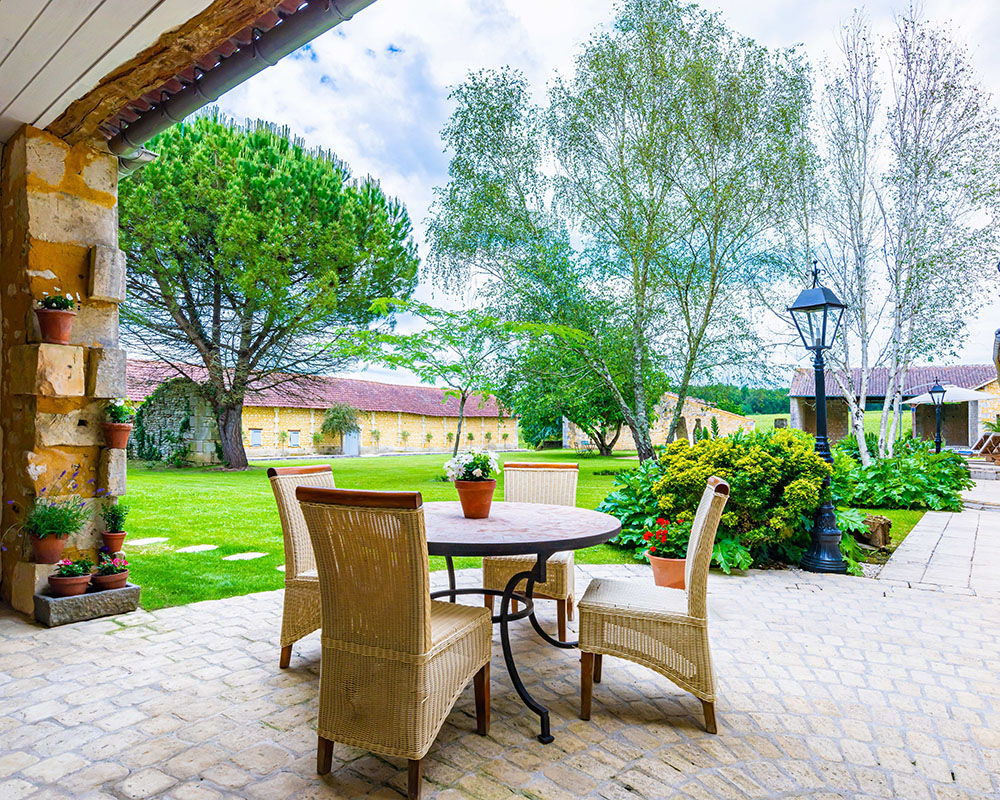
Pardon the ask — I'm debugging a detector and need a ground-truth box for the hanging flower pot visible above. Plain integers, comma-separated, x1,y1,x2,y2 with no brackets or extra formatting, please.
30,534,67,564
454,479,496,519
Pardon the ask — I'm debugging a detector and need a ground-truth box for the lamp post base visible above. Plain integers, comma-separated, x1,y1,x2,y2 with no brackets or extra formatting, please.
800,500,847,574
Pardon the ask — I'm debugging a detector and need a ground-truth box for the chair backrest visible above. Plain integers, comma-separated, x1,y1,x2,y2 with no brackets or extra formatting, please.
503,462,578,507
296,486,431,656
684,476,730,619
268,465,336,578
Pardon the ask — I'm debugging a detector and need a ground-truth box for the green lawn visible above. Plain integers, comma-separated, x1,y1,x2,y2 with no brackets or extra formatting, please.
127,451,636,610
748,409,913,437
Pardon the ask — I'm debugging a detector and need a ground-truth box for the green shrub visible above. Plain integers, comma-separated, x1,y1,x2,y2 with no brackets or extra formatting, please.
596,458,666,552
832,444,972,511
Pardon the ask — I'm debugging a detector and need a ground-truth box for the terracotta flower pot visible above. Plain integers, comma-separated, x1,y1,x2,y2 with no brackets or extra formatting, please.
30,534,67,564
649,554,686,589
102,531,127,552
91,571,128,591
35,308,76,345
48,573,91,597
455,479,496,519
102,422,133,449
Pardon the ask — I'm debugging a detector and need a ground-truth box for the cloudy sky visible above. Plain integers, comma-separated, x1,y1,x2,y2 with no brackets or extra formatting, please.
216,0,1000,385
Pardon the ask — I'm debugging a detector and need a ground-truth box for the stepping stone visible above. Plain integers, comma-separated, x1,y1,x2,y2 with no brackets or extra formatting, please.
276,565,286,572
222,552,267,561
127,537,168,547
175,544,218,553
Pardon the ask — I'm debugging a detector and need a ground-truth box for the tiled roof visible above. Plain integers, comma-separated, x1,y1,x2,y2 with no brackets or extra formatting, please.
126,360,503,417
790,364,998,398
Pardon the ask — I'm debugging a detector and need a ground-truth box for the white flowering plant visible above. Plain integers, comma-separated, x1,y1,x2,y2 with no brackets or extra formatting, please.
444,449,499,482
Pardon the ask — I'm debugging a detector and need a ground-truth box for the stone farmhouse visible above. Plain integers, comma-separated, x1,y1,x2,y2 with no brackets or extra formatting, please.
127,359,517,462
562,391,754,451
790,364,1000,448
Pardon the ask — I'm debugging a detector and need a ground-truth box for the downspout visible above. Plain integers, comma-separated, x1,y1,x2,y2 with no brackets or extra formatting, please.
109,0,377,172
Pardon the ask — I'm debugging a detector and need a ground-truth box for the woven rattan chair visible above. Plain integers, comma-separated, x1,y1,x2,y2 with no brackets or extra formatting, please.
482,462,579,641
268,465,336,669
578,476,730,733
297,486,492,800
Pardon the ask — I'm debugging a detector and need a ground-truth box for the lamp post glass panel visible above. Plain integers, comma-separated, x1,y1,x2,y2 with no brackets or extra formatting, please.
788,266,847,573
930,379,946,454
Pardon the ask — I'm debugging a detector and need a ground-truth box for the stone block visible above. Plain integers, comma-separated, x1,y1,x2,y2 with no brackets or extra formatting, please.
87,347,126,398
89,246,126,302
36,400,103,447
10,561,56,615
70,304,118,348
25,190,118,249
10,344,85,396
34,583,140,627
100,448,127,497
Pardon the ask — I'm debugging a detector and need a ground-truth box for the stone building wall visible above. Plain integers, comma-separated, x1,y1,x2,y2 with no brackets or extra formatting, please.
562,393,753,451
130,379,219,464
1,126,127,611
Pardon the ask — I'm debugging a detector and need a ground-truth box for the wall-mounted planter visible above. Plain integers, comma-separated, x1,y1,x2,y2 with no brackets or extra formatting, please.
35,309,76,345
102,422,133,449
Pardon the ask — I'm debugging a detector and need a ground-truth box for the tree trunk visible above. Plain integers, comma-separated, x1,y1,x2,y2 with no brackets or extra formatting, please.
453,394,467,457
217,403,248,470
594,425,622,457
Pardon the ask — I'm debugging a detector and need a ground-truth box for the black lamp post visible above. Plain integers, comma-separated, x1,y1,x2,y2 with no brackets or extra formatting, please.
930,379,946,454
788,263,847,574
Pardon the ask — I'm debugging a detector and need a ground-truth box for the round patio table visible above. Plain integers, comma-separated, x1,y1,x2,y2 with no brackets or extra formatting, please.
423,501,621,744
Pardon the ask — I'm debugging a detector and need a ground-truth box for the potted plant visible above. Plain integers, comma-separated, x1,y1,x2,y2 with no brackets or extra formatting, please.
24,494,92,564
48,558,93,597
35,292,76,345
99,501,129,552
644,516,693,589
92,553,129,591
444,449,500,519
103,398,136,449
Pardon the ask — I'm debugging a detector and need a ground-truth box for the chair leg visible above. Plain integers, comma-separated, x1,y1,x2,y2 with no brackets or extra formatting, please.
474,663,490,735
566,594,575,621
701,700,717,734
484,594,494,615
408,759,422,800
580,651,594,720
593,654,603,684
556,599,567,642
279,645,292,669
317,735,333,775
512,598,519,613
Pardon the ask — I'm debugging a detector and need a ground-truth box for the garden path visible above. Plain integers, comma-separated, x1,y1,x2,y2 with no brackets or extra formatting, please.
1,565,999,799
960,479,1000,512
879,509,1000,598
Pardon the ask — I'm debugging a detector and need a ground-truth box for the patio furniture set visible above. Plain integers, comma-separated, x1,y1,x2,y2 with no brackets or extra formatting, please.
268,462,730,799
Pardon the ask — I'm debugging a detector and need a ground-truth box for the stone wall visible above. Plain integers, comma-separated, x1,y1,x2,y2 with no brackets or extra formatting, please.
0,126,126,610
131,379,219,464
790,396,851,443
562,393,754,451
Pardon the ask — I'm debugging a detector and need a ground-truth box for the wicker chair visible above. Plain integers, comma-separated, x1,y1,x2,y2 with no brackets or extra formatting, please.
297,486,492,799
268,465,336,669
481,462,578,641
578,476,730,733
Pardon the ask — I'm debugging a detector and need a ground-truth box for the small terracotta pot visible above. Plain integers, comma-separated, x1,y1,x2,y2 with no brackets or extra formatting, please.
91,571,128,591
102,531,127,552
455,479,496,519
102,422,133,449
649,554,686,589
48,573,91,597
35,308,76,345
30,534,67,564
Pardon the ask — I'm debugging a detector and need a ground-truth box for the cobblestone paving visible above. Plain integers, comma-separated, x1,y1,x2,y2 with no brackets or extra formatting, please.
2,565,999,799
879,510,1000,598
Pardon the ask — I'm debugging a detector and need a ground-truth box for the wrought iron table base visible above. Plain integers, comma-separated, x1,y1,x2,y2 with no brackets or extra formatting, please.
436,555,574,743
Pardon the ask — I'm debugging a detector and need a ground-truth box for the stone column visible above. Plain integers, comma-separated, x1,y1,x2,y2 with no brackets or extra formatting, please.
0,126,126,613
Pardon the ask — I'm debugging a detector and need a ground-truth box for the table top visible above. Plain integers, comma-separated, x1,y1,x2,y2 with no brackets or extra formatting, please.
423,501,621,557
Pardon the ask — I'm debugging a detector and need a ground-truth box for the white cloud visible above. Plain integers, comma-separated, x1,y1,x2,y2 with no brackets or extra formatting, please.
216,0,1000,379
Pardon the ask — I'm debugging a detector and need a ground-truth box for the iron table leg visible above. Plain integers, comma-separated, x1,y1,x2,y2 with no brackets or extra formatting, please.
445,556,456,603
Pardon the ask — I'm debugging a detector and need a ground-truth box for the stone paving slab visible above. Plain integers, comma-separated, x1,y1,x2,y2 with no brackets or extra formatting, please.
879,510,1000,598
1,566,999,799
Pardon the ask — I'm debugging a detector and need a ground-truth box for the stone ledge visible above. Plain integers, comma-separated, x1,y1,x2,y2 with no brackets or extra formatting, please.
10,343,85,396
34,583,140,627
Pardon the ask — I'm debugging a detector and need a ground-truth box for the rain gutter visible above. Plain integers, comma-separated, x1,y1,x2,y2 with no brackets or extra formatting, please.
111,0,377,173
